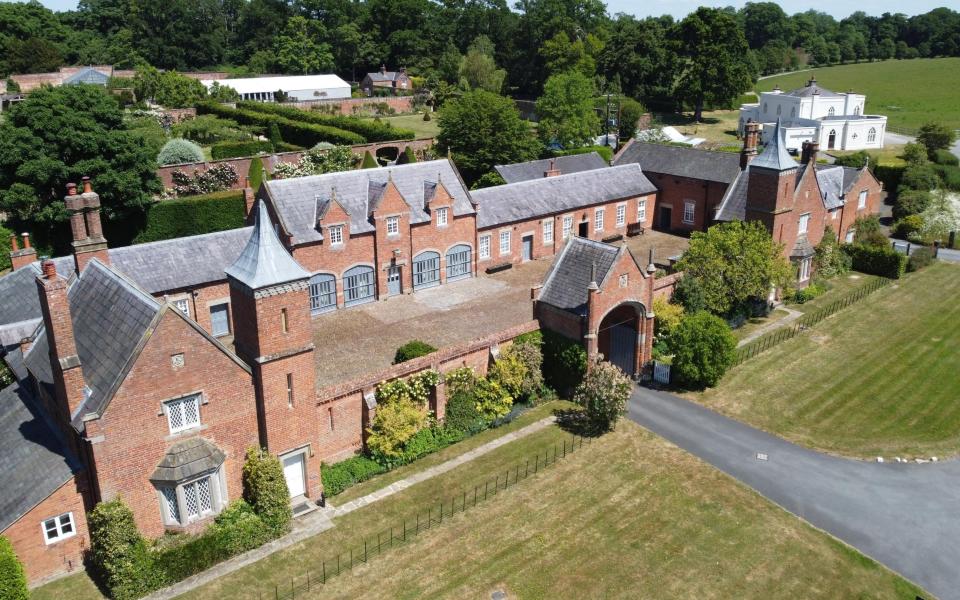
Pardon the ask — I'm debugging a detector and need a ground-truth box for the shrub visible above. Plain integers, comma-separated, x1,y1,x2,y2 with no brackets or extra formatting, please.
893,214,925,240
540,329,587,397
791,282,825,304
268,122,283,145
553,144,614,163
813,225,851,278
400,423,463,463
873,163,905,193
893,189,932,221
197,102,365,147
88,499,163,600
471,170,507,189
901,163,940,191
933,149,959,166
504,337,545,402
134,191,245,244
573,359,632,431
321,456,386,496
851,215,887,249
248,156,265,190
488,351,528,400
844,244,907,279
443,389,488,435
422,110,431,122
833,150,871,168
210,140,274,160
0,536,27,600
208,500,272,555
935,164,960,191
239,101,415,141
242,447,292,536
361,150,379,169
367,396,428,464
393,340,437,364
652,296,684,349
472,377,512,421
907,247,935,272
396,146,418,165
171,163,239,196
669,312,737,390
157,138,204,166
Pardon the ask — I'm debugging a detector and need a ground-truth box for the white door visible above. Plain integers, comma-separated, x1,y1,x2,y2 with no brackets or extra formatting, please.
282,454,305,498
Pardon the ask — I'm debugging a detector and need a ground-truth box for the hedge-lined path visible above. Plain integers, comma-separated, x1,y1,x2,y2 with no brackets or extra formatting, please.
328,415,557,518
144,415,555,600
736,306,802,347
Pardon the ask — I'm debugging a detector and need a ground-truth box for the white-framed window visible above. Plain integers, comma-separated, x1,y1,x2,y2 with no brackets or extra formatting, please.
798,212,811,235
386,215,399,235
845,228,856,243
158,468,224,527
831,209,839,220
616,204,626,227
479,234,491,259
637,199,646,223
562,215,573,239
858,190,867,209
328,224,343,245
499,230,511,255
867,127,876,143
173,298,190,318
828,106,836,116
798,257,812,282
594,208,604,232
165,394,201,434
42,513,75,545
683,201,695,225
436,207,448,226
543,219,554,244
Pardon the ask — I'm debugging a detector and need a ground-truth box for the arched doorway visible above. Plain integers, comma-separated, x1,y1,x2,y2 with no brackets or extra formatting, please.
596,302,645,377
376,146,400,165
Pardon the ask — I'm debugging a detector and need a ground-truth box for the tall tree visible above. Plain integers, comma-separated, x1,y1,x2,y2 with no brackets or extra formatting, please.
672,7,754,121
272,16,334,74
458,35,507,93
535,71,598,148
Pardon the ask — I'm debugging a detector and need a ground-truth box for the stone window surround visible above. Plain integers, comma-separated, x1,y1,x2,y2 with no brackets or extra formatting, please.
385,215,400,236
594,207,604,232
157,466,227,528
499,229,511,255
542,218,554,244
682,201,695,225
435,206,449,227
616,203,627,227
478,233,491,260
327,223,345,246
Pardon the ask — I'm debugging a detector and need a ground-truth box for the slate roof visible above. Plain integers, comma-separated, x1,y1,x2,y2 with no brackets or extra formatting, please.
472,164,657,229
814,165,846,210
791,236,815,258
0,381,81,531
751,119,798,172
109,227,252,294
365,70,407,83
613,141,742,184
495,152,609,184
0,260,71,329
713,169,749,222
151,437,226,484
225,201,310,290
538,237,621,316
263,160,474,245
782,79,843,98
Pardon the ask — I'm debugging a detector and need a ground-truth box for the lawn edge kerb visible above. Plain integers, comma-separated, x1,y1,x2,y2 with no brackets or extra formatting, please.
264,433,591,600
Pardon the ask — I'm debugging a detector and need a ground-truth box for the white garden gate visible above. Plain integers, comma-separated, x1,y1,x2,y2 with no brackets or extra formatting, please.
653,361,671,385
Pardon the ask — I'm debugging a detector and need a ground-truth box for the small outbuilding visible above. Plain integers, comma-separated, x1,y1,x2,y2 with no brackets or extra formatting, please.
204,74,351,102
360,66,412,96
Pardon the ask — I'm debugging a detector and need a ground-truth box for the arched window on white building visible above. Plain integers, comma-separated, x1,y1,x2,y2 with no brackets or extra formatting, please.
776,105,782,116
763,103,767,114
867,127,876,143
791,107,796,118
854,105,861,115
827,106,835,117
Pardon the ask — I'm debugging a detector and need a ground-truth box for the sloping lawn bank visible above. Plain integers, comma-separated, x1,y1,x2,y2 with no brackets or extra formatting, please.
690,262,960,459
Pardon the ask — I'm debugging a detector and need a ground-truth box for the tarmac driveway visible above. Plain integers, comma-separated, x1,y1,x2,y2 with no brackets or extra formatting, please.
629,386,960,600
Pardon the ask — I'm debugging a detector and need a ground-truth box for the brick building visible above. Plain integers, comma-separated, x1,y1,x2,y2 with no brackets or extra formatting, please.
360,66,412,96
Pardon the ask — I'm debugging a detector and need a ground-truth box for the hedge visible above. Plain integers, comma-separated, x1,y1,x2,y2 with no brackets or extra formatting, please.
844,244,907,279
393,340,437,363
134,191,245,244
197,102,364,147
553,144,614,163
238,102,416,142
933,148,959,166
534,329,587,397
934,164,960,191
872,164,905,193
211,140,274,160
0,536,28,600
321,456,386,496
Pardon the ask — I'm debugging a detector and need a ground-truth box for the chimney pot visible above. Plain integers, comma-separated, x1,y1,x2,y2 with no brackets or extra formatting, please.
41,259,57,280
21,233,30,249
82,176,92,194
67,182,78,196
9,234,18,252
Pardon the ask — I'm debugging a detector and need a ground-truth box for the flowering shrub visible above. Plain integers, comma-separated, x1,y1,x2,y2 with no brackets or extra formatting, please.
375,369,440,406
367,396,427,460
171,163,239,196
573,359,632,431
271,145,357,179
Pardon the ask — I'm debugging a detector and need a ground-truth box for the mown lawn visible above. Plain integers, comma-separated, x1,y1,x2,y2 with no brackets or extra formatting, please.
757,58,960,131
184,419,924,600
692,262,960,459
364,113,439,139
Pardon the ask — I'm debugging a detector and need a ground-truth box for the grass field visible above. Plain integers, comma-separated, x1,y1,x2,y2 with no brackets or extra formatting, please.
363,113,439,139
757,58,960,132
692,262,960,459
31,404,928,599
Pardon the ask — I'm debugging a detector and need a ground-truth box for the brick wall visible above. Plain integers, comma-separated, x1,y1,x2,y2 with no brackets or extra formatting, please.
645,172,729,233
653,272,682,300
83,310,258,539
5,477,89,585
285,96,414,116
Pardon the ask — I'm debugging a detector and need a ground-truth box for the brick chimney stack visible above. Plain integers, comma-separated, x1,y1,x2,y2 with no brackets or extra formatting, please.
9,231,37,271
801,141,819,165
741,121,760,170
35,257,87,426
66,178,109,274
544,159,561,178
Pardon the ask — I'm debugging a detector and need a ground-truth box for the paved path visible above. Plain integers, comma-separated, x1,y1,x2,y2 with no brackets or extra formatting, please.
628,387,960,600
329,416,556,517
890,238,960,264
145,415,555,599
736,307,803,347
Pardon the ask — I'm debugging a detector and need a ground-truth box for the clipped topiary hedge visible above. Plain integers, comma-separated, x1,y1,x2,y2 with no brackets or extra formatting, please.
197,102,364,147
0,536,28,600
553,144,614,163
872,164,905,193
157,138,205,166
844,244,907,279
238,102,415,142
134,191,245,244
242,447,292,537
393,340,437,363
320,456,386,497
211,140,274,160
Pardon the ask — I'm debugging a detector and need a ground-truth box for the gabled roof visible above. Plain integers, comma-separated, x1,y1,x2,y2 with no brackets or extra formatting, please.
751,119,797,172
225,201,310,290
613,141,742,184
782,78,843,98
263,160,475,245
813,165,846,210
365,70,408,83
714,168,749,222
0,382,82,531
495,152,609,184
0,260,72,330
538,237,621,316
472,164,656,229
63,66,110,86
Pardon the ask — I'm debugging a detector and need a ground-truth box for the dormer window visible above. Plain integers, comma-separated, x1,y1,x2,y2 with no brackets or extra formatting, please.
436,207,448,227
386,215,399,236
328,225,343,245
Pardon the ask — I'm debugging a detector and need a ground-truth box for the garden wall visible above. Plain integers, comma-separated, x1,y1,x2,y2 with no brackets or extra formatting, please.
653,272,682,299
156,138,435,191
285,96,415,115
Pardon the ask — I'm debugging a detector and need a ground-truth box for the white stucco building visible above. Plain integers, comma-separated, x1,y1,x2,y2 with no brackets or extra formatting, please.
739,77,887,152
201,74,351,102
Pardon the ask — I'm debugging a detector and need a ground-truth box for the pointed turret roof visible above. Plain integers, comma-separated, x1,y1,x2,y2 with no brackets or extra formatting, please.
225,201,310,290
751,119,797,172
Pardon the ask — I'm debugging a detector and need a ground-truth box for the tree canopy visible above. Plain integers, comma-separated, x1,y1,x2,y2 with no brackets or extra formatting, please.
535,71,599,149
